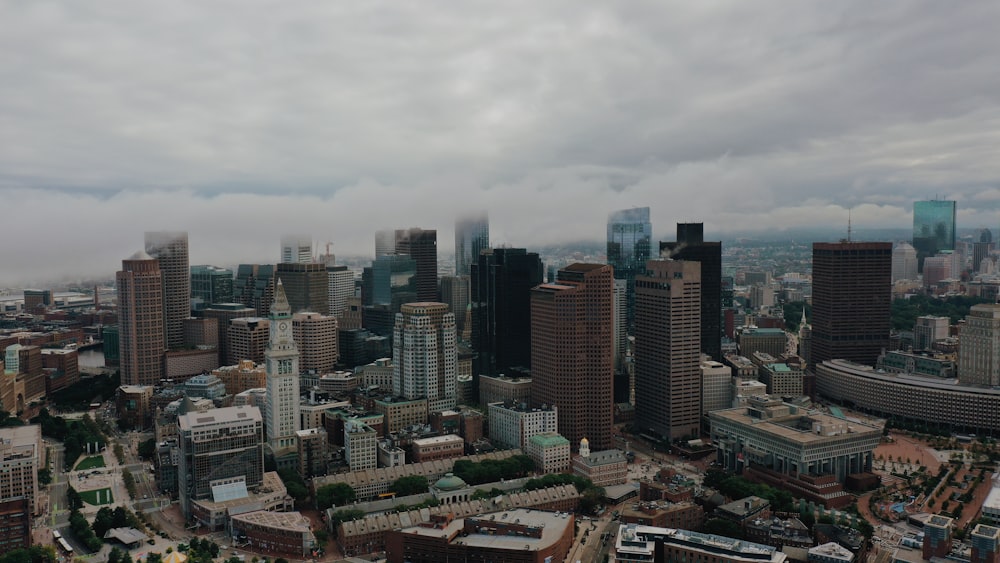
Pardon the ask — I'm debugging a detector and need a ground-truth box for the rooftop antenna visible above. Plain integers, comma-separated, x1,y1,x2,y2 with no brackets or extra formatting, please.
847,207,852,242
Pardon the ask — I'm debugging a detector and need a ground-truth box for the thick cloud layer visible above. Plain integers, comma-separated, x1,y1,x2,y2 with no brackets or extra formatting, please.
2,1,999,285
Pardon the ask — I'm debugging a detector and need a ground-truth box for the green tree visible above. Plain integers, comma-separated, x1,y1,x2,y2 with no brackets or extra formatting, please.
328,509,365,531
138,438,157,460
37,468,51,485
66,486,84,511
314,528,329,546
146,553,163,563
316,483,356,510
108,547,124,563
390,476,429,496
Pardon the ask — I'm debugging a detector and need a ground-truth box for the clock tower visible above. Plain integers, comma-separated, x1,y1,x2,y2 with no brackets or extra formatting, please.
265,279,301,461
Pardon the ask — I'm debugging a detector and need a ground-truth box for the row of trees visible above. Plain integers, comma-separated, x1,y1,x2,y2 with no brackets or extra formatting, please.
452,455,535,485
49,372,119,411
0,547,57,563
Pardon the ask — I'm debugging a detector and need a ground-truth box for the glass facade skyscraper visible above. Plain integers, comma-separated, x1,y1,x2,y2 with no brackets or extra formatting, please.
455,212,490,277
606,207,652,330
912,200,956,271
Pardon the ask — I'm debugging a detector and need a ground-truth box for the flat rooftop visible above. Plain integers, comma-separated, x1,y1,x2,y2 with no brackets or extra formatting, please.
412,434,463,446
178,405,262,430
710,407,880,445
230,509,312,533
401,508,572,551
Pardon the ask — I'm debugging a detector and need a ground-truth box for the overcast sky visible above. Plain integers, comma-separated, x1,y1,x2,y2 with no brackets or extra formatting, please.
3,1,1000,286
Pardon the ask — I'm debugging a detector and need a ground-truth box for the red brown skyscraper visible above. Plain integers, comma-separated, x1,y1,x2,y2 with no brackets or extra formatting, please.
531,263,614,451
117,251,165,386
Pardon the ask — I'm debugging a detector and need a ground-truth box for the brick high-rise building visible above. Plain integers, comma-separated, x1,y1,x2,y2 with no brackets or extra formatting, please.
292,312,338,374
145,232,189,350
117,251,165,386
531,263,614,451
660,223,722,361
393,302,457,413
202,303,257,366
634,260,702,442
395,228,438,302
227,318,269,365
810,242,891,381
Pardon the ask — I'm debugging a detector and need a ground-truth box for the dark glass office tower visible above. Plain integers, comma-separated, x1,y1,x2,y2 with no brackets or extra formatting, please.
660,223,722,361
455,212,490,277
471,248,543,384
395,228,438,302
811,242,892,382
607,208,652,331
912,200,956,272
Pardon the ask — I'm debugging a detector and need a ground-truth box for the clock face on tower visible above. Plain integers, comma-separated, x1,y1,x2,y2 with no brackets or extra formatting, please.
279,321,288,331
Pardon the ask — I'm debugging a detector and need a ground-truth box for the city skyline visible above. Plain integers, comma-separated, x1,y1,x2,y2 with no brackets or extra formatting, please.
3,3,1000,285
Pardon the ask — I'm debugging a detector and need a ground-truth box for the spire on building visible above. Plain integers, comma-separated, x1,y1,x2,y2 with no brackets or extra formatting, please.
271,278,290,317
579,437,590,458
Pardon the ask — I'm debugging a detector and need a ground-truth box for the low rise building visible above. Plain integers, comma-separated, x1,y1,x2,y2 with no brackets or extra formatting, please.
313,449,522,501
385,509,574,563
612,523,787,563
411,434,464,463
230,510,316,558
525,432,570,474
571,439,626,487
296,428,328,478
488,401,558,449
337,485,579,558
808,542,855,563
620,501,704,530
373,396,428,433
758,362,805,397
710,395,880,483
377,440,406,468
189,471,291,531
478,374,532,406
344,419,377,472
213,361,267,395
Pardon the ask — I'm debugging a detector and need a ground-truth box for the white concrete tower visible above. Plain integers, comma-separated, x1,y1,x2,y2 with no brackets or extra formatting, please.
265,280,301,460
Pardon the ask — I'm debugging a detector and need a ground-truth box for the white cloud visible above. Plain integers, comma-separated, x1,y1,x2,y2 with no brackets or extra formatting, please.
1,1,1000,284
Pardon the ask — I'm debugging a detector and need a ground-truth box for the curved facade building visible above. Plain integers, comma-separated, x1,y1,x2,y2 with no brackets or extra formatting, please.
817,359,1000,433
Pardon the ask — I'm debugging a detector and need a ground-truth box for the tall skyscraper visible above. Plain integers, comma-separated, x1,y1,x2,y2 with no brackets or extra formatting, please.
912,200,957,272
265,281,300,461
292,311,338,373
660,223,722,361
612,279,628,399
190,265,234,306
375,229,396,257
145,231,189,350
958,304,1000,387
371,253,418,309
281,234,313,264
439,275,470,335
810,242,892,381
531,264,614,451
455,212,490,277
275,262,328,314
326,265,354,318
891,242,918,282
234,264,275,317
607,207,652,331
634,259,702,442
471,248,544,382
117,251,165,386
392,302,457,413
395,228,438,302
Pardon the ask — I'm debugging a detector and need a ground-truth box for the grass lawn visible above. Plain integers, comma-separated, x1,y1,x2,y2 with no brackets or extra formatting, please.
75,455,106,471
79,487,114,506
